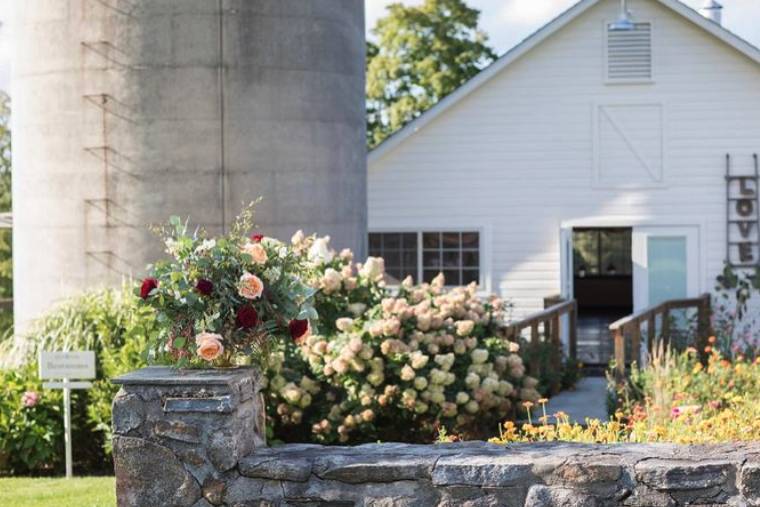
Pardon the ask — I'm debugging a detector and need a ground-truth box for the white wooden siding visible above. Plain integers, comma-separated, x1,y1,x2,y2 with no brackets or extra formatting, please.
368,0,760,319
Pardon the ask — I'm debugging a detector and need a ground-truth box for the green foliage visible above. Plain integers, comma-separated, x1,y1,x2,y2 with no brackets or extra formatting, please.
0,364,63,475
0,286,156,473
0,92,12,337
366,0,496,147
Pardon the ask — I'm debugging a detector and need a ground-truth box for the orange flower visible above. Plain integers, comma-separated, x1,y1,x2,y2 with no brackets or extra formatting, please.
239,272,264,299
195,332,224,361
242,242,268,264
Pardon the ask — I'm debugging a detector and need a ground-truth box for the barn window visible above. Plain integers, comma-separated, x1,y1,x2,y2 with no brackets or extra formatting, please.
368,231,480,286
606,22,653,82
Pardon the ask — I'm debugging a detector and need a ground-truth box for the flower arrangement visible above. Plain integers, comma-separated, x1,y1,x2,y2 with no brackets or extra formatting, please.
264,234,541,443
137,206,317,368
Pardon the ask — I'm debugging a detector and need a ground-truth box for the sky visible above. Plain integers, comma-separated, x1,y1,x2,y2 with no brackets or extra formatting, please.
0,1,756,92
365,0,760,55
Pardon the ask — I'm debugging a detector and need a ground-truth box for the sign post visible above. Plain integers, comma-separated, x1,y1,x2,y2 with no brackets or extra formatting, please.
39,351,95,479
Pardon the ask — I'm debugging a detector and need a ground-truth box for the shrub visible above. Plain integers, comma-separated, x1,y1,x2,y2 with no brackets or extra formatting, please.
264,234,541,444
0,286,156,473
0,364,63,475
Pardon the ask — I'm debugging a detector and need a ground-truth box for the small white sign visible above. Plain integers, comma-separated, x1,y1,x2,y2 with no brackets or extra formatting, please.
39,351,95,380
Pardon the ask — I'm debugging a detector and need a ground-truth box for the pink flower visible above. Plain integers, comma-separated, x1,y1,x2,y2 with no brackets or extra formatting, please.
21,391,40,408
238,272,264,300
242,242,268,265
195,332,224,362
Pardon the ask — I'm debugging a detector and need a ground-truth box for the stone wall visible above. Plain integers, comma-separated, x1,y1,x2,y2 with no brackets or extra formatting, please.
112,368,760,507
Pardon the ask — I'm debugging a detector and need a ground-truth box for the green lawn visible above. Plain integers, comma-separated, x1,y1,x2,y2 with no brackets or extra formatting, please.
0,476,115,507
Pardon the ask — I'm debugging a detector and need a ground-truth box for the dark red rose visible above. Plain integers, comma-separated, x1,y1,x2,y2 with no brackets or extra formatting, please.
196,279,213,296
140,278,158,299
236,305,259,329
288,319,310,343
251,233,264,243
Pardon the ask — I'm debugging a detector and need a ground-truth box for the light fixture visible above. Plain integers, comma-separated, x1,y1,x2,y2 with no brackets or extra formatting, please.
609,0,634,31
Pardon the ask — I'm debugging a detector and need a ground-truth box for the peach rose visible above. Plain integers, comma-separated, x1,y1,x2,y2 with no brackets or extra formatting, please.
195,332,224,362
239,272,264,299
242,242,268,264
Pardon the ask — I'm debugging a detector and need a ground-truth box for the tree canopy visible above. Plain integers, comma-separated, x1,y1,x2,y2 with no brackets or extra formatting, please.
366,0,497,148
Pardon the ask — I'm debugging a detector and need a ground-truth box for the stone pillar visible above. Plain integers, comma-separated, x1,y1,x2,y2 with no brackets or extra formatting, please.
111,367,265,507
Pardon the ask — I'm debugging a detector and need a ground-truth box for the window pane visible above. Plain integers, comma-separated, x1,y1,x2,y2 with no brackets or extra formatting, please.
443,270,461,285
462,250,479,267
423,270,440,283
368,232,420,283
423,232,440,248
423,251,441,268
383,250,401,268
461,232,479,248
442,251,460,267
573,230,599,276
383,233,400,249
403,251,417,268
462,269,480,285
401,233,417,249
386,269,403,283
442,232,460,248
600,229,632,276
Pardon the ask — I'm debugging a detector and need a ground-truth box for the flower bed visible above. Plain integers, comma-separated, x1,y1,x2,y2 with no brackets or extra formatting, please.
488,344,760,445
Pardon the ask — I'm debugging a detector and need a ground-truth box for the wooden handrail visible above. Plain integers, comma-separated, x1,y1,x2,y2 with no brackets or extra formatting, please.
610,293,711,376
502,299,578,393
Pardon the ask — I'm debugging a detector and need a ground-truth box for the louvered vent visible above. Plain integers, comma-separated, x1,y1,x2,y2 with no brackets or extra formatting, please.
607,23,652,81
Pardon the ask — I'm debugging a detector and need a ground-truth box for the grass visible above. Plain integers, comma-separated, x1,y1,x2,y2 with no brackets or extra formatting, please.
0,476,115,507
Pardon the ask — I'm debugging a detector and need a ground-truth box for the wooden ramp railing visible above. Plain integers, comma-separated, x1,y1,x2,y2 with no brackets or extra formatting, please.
502,299,577,391
609,293,711,376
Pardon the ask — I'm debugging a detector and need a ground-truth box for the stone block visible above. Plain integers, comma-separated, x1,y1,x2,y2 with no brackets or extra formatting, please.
635,459,733,491
432,454,536,488
525,485,600,507
113,436,201,507
240,455,313,482
741,462,760,506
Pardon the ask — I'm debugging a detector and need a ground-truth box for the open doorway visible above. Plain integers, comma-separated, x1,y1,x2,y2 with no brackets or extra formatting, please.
572,228,633,365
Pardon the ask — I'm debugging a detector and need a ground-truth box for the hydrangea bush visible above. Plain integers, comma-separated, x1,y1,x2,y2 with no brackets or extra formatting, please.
264,234,541,443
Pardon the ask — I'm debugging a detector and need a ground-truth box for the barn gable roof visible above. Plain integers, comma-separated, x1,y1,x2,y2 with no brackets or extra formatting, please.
369,0,760,164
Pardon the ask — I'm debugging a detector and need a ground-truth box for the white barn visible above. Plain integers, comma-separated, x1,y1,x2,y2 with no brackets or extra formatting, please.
367,0,760,363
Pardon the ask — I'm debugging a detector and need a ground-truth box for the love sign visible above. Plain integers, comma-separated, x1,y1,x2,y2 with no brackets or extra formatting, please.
726,154,760,267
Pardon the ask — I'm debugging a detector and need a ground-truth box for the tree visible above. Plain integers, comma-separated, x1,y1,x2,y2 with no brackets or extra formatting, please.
0,92,11,335
366,0,497,148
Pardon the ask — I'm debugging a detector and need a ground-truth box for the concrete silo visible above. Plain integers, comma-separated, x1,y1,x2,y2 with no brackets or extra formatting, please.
11,0,367,328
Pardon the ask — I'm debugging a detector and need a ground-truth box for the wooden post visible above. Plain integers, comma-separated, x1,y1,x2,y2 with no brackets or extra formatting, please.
631,322,641,366
647,314,656,353
569,301,578,361
613,327,625,378
530,321,541,376
697,294,711,363
551,313,562,393
661,307,671,349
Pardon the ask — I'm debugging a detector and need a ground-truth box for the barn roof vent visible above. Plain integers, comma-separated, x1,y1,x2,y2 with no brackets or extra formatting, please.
607,22,653,82
699,0,723,25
